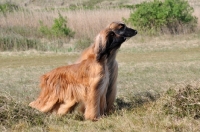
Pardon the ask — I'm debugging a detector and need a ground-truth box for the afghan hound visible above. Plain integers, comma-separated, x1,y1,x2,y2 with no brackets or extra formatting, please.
29,28,126,120
76,22,137,112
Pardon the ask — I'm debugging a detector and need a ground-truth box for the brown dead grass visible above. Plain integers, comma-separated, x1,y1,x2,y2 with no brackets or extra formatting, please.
1,3,199,40
0,8,130,40
193,7,200,28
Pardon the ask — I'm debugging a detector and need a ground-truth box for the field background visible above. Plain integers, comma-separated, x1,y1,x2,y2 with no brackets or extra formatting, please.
0,0,200,131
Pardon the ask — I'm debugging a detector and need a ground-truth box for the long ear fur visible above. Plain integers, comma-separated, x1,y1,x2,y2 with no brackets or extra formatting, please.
95,30,113,62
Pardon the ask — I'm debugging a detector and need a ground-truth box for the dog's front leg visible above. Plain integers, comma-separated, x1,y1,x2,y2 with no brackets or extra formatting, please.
106,61,118,112
84,77,101,121
84,96,100,121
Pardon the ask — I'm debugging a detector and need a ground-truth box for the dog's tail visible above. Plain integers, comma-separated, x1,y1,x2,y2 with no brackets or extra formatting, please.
29,74,58,112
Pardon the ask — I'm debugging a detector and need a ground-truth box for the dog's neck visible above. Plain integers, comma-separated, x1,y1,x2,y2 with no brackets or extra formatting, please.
107,49,118,62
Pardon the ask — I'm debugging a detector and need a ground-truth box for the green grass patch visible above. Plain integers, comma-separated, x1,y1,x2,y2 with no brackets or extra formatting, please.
0,2,19,13
0,36,46,51
0,26,42,39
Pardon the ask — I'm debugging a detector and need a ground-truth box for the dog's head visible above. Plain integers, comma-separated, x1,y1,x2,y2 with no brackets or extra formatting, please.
94,28,126,61
108,21,137,38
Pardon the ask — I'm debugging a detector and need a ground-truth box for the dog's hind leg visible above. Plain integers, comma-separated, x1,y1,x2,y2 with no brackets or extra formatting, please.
56,99,77,115
40,100,58,113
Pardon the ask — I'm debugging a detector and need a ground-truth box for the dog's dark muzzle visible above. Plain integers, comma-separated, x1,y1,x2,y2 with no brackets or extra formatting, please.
113,27,137,38
123,27,137,37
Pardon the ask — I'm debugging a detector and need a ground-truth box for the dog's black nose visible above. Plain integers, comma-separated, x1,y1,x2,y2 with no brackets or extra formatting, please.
134,30,137,34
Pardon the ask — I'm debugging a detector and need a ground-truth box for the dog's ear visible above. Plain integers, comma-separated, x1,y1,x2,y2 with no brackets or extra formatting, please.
96,41,104,61
96,30,114,61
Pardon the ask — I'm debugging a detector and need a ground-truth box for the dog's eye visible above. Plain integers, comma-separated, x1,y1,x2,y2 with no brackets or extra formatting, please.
110,33,114,36
120,24,125,29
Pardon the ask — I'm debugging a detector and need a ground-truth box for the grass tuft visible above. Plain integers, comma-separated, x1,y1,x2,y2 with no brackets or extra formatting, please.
164,82,200,119
0,94,46,128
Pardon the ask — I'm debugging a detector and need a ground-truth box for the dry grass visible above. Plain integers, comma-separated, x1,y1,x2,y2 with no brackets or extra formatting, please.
193,7,200,28
164,82,200,119
0,8,131,51
0,33,200,131
1,1,200,40
0,8,130,39
66,9,130,39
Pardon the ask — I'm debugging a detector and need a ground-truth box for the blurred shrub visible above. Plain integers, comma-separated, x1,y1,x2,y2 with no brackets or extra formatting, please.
39,13,75,38
125,0,198,35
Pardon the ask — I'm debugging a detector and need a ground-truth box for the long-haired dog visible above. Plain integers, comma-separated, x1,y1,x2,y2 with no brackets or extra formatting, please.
29,28,126,120
77,22,137,112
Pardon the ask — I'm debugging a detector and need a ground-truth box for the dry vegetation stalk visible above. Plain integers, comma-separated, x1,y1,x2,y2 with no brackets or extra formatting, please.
0,8,130,39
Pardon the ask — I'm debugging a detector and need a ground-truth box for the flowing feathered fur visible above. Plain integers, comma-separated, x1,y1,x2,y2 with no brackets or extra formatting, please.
76,22,137,112
29,28,127,120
